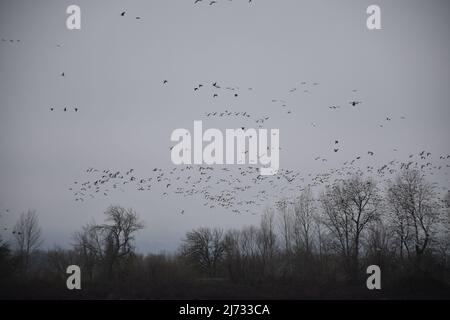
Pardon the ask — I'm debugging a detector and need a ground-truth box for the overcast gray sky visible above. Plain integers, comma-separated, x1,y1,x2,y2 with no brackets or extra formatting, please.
0,0,449,253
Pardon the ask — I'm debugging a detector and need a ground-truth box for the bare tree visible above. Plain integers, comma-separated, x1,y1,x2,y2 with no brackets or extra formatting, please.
223,229,241,280
387,169,441,262
223,226,263,282
386,186,412,259
102,206,144,255
181,227,225,277
320,176,381,278
73,206,144,279
276,199,292,254
366,218,394,268
257,208,277,278
13,210,43,273
239,226,259,260
435,191,450,266
73,222,103,281
292,188,316,256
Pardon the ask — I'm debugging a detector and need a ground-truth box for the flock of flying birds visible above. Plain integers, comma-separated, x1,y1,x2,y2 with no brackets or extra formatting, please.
1,38,20,43
66,77,450,216
34,16,447,216
1,6,449,221
68,150,450,216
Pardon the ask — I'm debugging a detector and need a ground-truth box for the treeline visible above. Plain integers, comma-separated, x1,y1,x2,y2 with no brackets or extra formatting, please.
1,168,450,299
